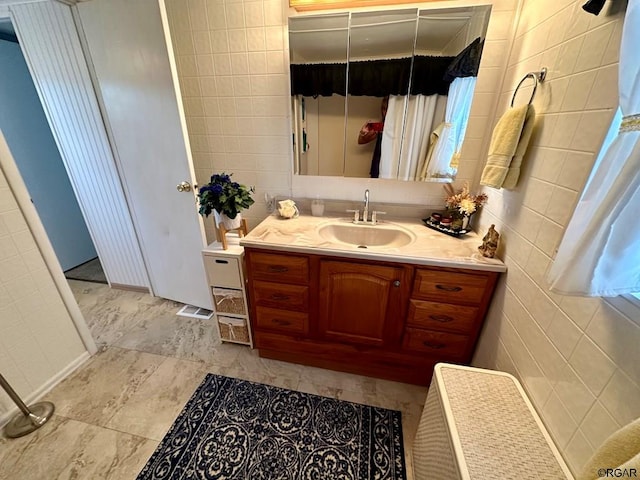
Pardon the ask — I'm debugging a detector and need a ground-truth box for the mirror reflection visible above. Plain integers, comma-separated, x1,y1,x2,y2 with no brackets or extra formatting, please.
289,6,490,182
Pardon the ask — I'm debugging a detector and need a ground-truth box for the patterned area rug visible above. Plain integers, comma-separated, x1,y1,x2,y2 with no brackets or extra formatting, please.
137,374,406,480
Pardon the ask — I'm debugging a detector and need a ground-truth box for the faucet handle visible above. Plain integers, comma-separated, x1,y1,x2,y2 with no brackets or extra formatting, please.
346,209,360,223
371,211,386,225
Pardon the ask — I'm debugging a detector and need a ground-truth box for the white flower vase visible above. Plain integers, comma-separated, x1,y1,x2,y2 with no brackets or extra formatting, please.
215,211,242,230
462,214,472,231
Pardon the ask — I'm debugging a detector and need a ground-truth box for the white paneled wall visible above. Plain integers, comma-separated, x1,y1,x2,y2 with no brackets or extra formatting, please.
0,152,87,422
473,0,640,475
165,0,519,241
10,1,150,289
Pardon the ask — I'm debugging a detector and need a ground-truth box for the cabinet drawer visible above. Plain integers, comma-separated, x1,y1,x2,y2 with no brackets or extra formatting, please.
413,269,488,304
407,300,478,334
249,252,309,284
255,306,307,334
403,328,470,358
203,255,242,289
254,280,309,311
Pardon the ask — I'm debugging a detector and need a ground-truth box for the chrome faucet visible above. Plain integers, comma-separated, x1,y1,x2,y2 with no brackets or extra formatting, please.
363,189,370,223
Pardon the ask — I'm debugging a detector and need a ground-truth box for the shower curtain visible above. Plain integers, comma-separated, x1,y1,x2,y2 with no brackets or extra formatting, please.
379,94,439,180
425,76,477,179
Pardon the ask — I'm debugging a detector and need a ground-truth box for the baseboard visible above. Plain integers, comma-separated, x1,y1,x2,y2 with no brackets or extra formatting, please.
0,351,91,428
110,283,150,293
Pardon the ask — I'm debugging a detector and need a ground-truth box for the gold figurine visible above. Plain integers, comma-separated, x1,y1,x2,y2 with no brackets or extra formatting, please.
479,224,499,258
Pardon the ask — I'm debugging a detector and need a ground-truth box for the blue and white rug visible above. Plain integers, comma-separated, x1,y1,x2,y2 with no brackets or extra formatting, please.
137,374,406,480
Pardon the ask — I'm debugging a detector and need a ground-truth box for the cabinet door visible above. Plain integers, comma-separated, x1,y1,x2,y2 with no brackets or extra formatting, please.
318,260,406,346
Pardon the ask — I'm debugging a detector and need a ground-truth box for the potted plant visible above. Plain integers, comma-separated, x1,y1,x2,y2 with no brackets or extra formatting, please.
444,182,487,231
197,173,255,230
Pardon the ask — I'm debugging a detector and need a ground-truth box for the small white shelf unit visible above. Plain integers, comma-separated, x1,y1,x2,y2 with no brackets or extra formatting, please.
202,235,253,347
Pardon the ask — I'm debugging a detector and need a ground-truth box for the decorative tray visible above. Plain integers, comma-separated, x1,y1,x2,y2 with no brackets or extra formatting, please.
422,218,470,238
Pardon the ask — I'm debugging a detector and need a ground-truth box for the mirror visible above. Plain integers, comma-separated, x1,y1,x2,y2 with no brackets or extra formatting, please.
289,5,491,182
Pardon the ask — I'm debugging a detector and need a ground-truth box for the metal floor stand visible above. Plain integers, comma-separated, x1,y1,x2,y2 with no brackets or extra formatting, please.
1,373,54,438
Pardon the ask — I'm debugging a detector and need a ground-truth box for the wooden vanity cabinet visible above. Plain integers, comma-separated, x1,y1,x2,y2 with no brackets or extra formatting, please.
244,247,499,385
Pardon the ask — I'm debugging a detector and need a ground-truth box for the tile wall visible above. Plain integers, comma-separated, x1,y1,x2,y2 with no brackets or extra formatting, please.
164,0,518,241
473,0,640,474
0,167,87,417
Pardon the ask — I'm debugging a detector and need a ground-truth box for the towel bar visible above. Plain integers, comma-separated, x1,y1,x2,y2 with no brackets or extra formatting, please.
511,67,547,107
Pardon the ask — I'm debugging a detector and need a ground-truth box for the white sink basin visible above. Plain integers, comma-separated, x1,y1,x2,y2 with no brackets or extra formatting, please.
317,222,415,248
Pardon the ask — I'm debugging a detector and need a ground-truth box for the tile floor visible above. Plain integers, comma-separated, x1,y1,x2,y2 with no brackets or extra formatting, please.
0,280,427,479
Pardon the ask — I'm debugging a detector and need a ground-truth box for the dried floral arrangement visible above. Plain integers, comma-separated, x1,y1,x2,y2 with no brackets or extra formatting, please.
444,182,488,217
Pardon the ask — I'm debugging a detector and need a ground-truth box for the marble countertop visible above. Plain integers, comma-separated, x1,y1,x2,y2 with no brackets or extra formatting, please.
240,214,506,273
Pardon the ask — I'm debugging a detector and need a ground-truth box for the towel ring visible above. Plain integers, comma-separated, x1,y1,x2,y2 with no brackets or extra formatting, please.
511,67,547,107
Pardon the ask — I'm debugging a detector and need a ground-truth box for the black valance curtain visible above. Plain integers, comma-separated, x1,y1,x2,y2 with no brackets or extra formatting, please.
290,63,347,97
410,56,456,95
443,37,484,81
290,37,484,98
290,55,454,97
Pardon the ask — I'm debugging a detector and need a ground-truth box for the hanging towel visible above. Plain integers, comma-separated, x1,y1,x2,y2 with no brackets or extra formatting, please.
480,104,535,189
579,417,640,480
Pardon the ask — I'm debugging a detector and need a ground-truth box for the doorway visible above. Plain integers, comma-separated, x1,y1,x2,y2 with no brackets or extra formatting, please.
0,19,107,285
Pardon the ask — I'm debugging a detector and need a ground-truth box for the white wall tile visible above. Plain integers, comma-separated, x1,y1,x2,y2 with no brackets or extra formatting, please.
225,3,245,29
196,54,215,75
546,309,581,358
569,337,616,396
570,110,614,152
580,401,621,450
586,303,640,384
553,363,595,424
244,2,264,27
211,30,229,52
542,391,578,448
564,430,594,475
574,22,615,72
248,52,267,74
193,30,212,54
265,26,283,50
599,371,640,426
246,27,266,51
228,29,248,52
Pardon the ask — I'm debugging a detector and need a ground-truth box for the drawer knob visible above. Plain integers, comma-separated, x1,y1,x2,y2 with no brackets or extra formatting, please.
435,284,463,292
273,318,291,326
393,280,401,287
267,265,289,273
423,340,446,349
429,314,454,323
270,293,290,301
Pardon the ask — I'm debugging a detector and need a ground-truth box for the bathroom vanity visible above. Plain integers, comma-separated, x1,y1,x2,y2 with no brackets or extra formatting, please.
240,215,506,385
